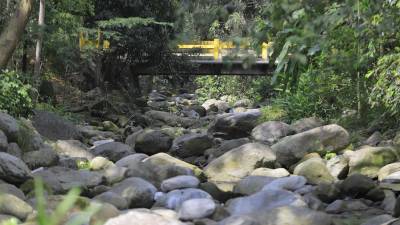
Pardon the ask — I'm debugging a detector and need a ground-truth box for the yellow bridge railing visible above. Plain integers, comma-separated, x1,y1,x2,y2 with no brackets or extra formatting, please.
79,34,272,62
79,30,110,50
178,39,272,62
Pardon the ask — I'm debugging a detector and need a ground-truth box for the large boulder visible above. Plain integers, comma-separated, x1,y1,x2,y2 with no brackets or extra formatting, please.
55,140,94,160
293,158,335,185
91,142,134,162
0,112,19,142
33,167,103,194
171,133,213,158
104,209,185,225
135,130,173,155
32,110,82,141
271,124,350,168
0,152,31,184
208,111,261,139
226,189,306,215
348,146,399,178
109,177,157,208
205,143,276,189
145,111,195,128
251,121,292,144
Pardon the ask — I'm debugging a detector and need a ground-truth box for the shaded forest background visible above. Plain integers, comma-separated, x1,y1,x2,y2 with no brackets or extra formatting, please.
1,0,400,130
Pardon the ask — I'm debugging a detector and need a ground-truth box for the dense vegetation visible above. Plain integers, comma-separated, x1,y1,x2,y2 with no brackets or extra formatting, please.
1,0,400,127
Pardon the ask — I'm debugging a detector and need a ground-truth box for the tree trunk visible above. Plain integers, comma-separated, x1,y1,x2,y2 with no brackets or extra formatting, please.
6,0,11,11
0,0,34,69
34,0,45,79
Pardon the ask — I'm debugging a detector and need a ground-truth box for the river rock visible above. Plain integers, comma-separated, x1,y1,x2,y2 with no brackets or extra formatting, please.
32,110,82,141
145,110,195,128
171,133,213,158
326,155,349,179
293,158,335,185
0,130,7,152
290,117,323,134
271,124,350,168
0,113,19,142
233,176,276,195
251,121,292,144
22,146,59,169
110,177,157,208
205,138,250,162
202,99,229,113
33,166,103,194
0,182,25,200
143,153,203,177
178,198,216,220
379,163,400,181
91,142,134,162
93,191,129,210
161,175,200,192
0,193,33,220
220,206,331,225
250,168,290,178
0,152,31,184
340,174,376,199
115,153,148,168
226,189,306,215
135,130,173,155
154,188,212,210
204,143,276,189
6,143,22,158
208,111,261,139
104,209,185,225
348,146,399,178
55,140,94,160
262,175,307,192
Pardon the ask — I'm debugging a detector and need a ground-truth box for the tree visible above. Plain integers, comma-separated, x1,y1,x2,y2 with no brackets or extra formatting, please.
34,0,45,79
0,0,34,69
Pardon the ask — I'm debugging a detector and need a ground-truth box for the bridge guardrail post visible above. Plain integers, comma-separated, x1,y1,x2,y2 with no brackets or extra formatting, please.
213,39,220,61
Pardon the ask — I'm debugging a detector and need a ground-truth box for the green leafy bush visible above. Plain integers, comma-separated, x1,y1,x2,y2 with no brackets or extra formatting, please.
0,70,34,117
368,52,400,116
259,104,288,123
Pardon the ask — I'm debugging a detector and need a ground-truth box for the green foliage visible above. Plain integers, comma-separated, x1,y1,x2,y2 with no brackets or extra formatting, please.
77,160,91,170
0,70,34,117
259,105,288,123
0,218,18,225
368,52,400,116
324,151,337,161
195,75,271,103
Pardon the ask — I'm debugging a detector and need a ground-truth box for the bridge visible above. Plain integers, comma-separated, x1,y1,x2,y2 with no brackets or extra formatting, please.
79,32,274,76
